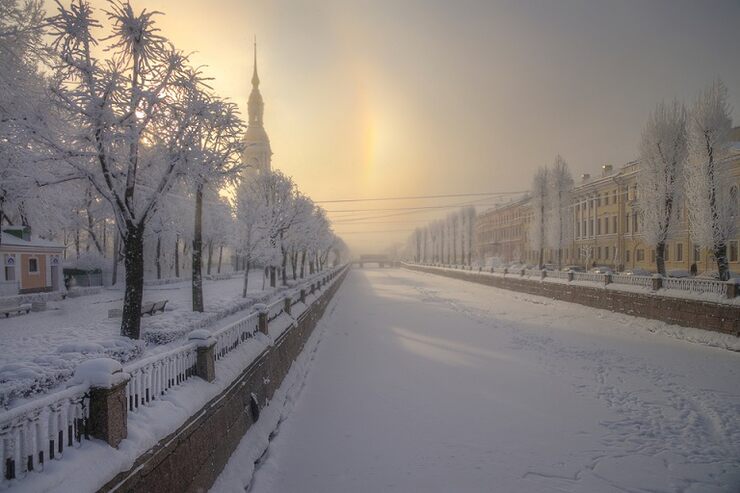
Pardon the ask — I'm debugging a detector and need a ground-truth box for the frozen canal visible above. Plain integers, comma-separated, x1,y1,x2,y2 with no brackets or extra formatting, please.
218,268,740,493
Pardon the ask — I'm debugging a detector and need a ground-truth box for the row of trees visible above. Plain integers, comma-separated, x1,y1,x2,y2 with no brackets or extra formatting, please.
405,207,477,265
528,156,574,269
234,169,341,296
638,80,736,280
0,0,343,339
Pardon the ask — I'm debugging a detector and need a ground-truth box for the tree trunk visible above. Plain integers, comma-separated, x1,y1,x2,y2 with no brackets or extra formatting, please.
270,267,276,288
242,260,250,297
207,240,213,275
111,231,120,286
121,224,145,340
156,236,162,280
656,241,667,276
309,260,314,275
281,251,288,285
715,243,730,281
217,245,223,274
192,184,204,312
174,235,180,278
292,251,298,280
300,250,306,278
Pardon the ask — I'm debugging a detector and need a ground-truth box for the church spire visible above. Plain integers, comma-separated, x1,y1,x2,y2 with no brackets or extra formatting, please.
247,36,264,127
251,36,259,88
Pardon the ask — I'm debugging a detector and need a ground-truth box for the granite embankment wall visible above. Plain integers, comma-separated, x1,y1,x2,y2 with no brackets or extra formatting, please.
101,268,348,493
404,264,739,336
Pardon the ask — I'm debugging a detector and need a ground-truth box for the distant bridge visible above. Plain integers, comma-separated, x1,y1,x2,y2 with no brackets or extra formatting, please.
351,254,398,268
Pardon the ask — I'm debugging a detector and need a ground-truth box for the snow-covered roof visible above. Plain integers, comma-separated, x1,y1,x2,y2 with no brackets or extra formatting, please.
0,231,66,251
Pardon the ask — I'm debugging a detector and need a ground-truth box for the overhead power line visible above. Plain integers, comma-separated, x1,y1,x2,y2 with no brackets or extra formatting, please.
315,190,526,204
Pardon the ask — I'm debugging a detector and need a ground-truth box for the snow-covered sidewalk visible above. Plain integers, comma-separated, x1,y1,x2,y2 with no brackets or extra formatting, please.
217,268,740,493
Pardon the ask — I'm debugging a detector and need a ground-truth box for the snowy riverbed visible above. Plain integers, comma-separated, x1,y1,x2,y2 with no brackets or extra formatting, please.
216,268,740,493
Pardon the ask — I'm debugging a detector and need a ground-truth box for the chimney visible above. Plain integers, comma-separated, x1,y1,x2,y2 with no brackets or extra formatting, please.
581,173,591,182
602,164,613,176
22,226,31,241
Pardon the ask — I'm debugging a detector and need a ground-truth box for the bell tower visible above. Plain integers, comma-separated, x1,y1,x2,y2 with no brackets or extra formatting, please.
243,38,272,175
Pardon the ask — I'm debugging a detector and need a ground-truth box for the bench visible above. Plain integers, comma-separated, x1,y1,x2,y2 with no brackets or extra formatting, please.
141,300,168,316
0,302,32,318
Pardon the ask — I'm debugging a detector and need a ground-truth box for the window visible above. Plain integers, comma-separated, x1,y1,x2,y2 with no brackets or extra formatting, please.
604,246,609,260
4,255,15,281
604,194,609,206
637,249,645,262
28,257,39,274
597,247,602,259
730,240,739,263
651,249,656,263
612,216,617,234
626,214,630,233
597,218,601,235
626,250,631,262
676,243,683,262
664,247,669,262
693,244,701,262
633,212,639,233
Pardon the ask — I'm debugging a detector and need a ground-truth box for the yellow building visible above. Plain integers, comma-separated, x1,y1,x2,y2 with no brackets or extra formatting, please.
474,128,740,273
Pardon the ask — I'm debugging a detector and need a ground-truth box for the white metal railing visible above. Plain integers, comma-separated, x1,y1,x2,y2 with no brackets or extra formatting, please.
573,272,606,283
0,384,89,485
611,274,652,289
404,262,734,300
547,270,570,280
124,344,198,413
662,276,727,297
212,312,260,361
493,267,508,274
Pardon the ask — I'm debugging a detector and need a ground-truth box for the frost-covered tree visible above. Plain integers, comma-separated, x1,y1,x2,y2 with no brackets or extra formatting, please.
546,155,573,269
0,0,48,233
685,80,735,281
637,100,687,276
40,1,212,338
529,166,549,268
181,91,244,311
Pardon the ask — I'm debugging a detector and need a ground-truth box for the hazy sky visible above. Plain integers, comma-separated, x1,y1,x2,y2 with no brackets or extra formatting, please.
50,0,740,252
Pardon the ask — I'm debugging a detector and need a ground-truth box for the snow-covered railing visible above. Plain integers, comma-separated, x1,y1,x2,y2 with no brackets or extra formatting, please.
662,276,727,297
212,312,260,361
0,384,89,485
523,268,542,277
573,272,606,283
493,267,508,274
547,270,570,280
124,344,198,413
266,298,285,322
611,274,653,289
0,280,19,297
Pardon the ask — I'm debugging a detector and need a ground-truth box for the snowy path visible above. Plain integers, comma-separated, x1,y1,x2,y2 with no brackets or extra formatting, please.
227,268,740,493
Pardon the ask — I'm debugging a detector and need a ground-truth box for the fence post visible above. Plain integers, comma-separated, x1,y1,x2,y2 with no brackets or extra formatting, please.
188,330,217,383
604,273,612,286
541,269,547,280
75,358,130,448
727,280,738,299
300,288,306,304
520,269,525,277
567,270,574,282
284,295,292,316
651,274,663,291
257,304,269,335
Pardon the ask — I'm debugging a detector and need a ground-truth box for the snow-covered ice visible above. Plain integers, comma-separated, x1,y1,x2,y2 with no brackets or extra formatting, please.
217,268,740,493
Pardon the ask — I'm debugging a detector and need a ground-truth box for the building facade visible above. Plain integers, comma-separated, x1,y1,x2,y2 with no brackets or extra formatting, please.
474,131,740,273
1,226,66,295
